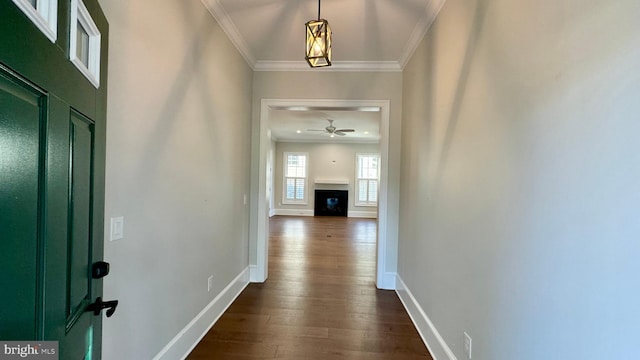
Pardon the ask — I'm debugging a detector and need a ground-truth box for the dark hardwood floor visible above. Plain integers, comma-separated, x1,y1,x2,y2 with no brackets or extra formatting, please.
188,216,432,359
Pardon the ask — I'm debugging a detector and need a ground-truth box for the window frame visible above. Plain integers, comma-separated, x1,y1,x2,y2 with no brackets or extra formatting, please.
11,0,58,43
69,0,101,88
282,152,309,205
355,153,380,207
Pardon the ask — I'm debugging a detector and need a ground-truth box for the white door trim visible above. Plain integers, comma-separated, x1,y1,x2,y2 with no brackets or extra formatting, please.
250,98,394,289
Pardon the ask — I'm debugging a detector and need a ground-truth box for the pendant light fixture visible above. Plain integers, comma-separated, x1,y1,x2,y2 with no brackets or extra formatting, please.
305,0,332,68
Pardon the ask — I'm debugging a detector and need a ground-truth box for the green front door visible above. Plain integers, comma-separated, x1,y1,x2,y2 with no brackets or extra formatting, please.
0,0,109,358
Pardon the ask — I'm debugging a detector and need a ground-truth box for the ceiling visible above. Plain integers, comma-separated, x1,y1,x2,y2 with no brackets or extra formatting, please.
202,0,445,71
269,108,381,143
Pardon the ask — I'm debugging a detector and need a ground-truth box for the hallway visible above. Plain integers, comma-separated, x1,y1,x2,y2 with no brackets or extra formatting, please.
188,216,432,359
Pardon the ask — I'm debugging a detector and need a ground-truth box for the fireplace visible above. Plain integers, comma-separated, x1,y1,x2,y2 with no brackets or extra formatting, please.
314,190,348,217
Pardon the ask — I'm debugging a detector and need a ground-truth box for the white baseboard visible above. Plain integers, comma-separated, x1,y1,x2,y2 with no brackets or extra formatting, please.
396,275,457,360
249,264,264,283
152,267,250,360
349,210,377,218
376,271,397,290
273,209,377,218
273,209,314,216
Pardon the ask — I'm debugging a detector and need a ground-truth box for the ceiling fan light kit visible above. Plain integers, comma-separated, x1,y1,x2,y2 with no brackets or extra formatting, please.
305,0,332,68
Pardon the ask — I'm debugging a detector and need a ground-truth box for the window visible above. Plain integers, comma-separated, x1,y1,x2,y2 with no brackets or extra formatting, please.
356,154,379,206
283,152,308,204
70,0,101,87
11,0,58,43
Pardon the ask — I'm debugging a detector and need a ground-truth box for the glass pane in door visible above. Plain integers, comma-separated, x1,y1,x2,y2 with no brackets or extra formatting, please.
76,23,90,67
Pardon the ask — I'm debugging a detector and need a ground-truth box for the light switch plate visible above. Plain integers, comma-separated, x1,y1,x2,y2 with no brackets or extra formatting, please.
110,216,124,241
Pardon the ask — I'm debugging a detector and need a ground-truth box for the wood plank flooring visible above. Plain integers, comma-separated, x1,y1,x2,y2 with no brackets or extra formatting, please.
188,216,432,360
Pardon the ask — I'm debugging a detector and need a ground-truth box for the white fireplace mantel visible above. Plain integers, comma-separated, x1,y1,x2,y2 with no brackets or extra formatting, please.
314,178,349,185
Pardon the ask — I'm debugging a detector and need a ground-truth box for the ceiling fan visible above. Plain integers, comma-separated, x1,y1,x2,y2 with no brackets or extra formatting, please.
307,119,355,136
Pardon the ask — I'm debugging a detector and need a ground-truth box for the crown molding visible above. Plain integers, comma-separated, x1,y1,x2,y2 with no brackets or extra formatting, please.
200,0,256,68
398,0,447,69
254,61,402,72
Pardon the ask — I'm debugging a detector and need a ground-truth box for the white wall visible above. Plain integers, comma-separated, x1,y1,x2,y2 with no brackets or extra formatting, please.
399,0,640,359
250,71,402,277
273,142,379,217
100,0,253,358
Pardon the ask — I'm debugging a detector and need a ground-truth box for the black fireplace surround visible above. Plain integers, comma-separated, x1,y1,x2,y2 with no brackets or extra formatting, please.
314,190,348,217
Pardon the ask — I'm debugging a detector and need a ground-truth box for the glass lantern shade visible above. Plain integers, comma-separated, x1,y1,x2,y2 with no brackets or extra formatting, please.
305,19,332,67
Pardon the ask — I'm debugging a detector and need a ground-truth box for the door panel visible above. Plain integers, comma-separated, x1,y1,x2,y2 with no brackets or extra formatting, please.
0,67,47,341
66,111,95,330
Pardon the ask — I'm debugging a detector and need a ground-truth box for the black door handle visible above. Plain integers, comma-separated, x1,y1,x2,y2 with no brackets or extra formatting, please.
92,261,110,279
87,297,118,317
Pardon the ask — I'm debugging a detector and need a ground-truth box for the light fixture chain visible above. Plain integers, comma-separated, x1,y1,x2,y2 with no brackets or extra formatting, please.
318,0,321,20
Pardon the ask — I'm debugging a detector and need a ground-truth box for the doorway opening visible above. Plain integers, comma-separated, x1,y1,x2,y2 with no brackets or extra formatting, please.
250,99,394,289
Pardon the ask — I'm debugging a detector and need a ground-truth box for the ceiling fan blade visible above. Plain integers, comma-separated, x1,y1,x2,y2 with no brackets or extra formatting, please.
307,129,326,132
336,129,355,132
334,131,347,136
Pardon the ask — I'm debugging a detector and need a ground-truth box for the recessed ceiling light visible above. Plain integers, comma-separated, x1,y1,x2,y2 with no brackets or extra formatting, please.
296,130,301,134
364,131,369,135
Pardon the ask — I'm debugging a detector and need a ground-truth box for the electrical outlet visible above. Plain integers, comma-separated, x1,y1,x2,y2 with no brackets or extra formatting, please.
207,275,214,292
464,332,472,359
